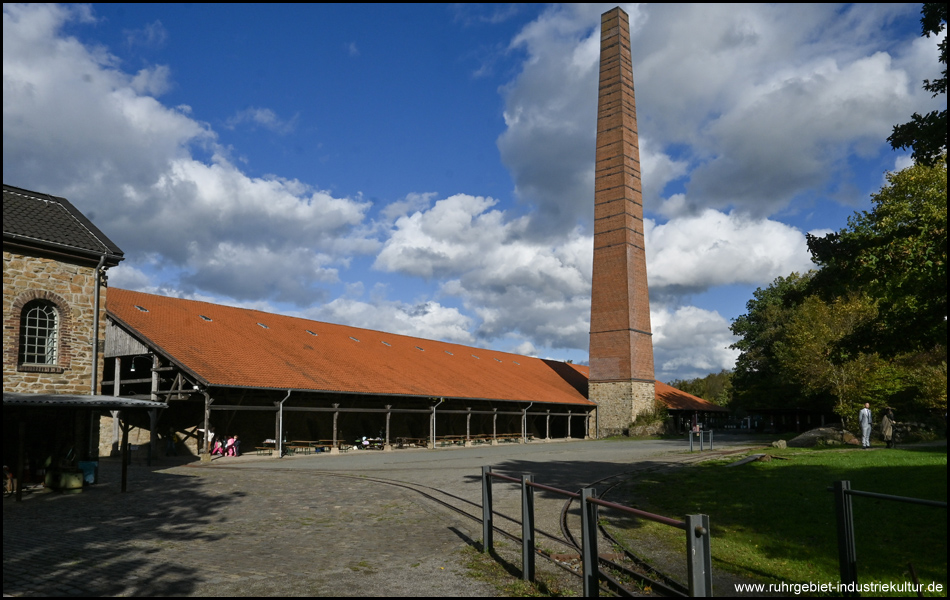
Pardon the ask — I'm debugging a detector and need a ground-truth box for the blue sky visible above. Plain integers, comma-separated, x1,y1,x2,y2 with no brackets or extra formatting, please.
4,4,943,380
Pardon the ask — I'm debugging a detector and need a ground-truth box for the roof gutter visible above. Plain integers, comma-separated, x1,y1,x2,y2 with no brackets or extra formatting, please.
277,390,292,458
91,254,107,395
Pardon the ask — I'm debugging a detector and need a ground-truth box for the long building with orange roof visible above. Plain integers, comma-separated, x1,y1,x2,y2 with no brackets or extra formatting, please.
104,288,594,454
102,288,724,455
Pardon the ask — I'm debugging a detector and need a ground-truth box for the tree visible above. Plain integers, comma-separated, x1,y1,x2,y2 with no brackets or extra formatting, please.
807,158,947,355
666,369,734,406
729,273,815,411
888,3,947,166
774,293,898,425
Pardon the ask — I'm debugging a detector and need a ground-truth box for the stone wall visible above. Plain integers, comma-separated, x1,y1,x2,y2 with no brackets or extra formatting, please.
589,380,655,437
3,250,106,395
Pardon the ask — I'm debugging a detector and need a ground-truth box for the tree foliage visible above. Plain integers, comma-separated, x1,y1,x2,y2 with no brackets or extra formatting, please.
774,293,898,425
729,273,814,412
733,160,947,424
888,3,947,166
808,157,948,354
666,369,734,406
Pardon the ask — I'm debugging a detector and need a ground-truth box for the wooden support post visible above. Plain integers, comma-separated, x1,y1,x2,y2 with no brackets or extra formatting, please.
492,409,498,445
466,408,472,446
331,404,340,455
384,405,393,452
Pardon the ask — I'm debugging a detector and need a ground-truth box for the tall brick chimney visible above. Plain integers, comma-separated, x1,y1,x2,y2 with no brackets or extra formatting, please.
589,7,655,437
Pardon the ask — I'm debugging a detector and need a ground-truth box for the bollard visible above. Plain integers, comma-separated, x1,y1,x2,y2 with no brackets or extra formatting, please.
522,475,535,582
580,487,600,597
686,514,712,596
834,480,858,593
482,466,493,554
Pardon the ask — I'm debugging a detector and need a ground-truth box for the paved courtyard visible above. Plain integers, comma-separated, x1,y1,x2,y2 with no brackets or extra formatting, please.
4,436,761,596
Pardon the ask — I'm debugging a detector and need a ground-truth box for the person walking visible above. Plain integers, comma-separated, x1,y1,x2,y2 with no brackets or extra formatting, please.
859,403,873,449
881,408,895,448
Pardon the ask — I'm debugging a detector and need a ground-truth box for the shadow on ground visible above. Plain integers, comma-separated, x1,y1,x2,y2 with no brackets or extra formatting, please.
3,458,241,596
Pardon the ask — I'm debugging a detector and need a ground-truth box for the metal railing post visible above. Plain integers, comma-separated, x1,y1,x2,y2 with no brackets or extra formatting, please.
522,474,535,581
834,480,858,593
581,487,600,597
710,430,714,451
482,466,493,554
686,514,712,596
688,432,694,452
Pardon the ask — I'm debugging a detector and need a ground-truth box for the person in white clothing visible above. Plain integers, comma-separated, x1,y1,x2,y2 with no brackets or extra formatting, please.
858,403,872,449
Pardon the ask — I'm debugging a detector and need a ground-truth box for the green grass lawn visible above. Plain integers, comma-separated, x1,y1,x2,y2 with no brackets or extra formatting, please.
603,444,947,596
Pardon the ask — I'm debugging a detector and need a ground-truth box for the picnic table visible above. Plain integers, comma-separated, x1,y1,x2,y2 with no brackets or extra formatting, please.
289,440,350,454
395,437,427,449
354,437,385,450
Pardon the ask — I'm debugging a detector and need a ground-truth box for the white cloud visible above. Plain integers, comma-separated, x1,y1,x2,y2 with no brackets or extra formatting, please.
651,305,740,381
304,297,476,345
225,107,298,134
376,193,592,349
496,3,931,225
3,4,373,306
124,20,168,49
646,210,814,295
130,64,173,96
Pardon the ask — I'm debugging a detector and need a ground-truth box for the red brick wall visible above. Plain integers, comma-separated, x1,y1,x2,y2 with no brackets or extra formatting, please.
589,7,654,385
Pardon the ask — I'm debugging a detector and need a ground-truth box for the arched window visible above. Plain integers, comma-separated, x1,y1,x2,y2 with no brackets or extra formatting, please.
20,300,59,365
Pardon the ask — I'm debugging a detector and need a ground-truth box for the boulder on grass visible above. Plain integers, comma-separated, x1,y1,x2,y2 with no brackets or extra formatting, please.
771,439,787,449
787,427,859,448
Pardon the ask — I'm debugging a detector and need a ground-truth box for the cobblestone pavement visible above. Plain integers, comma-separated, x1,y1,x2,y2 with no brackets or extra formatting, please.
3,436,762,597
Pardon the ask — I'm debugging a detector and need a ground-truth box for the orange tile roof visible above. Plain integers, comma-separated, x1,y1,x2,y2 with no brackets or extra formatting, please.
654,380,728,412
107,289,593,406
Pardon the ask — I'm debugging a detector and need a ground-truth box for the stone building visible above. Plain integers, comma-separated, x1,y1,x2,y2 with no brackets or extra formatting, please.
3,184,124,393
3,183,139,496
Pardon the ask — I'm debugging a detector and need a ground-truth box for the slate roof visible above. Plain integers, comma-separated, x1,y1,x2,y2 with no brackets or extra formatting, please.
3,184,124,265
655,380,728,412
107,289,593,406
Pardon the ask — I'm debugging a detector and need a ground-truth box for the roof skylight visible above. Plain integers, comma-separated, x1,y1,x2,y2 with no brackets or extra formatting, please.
350,336,360,342
199,315,212,322
305,329,318,336
134,305,148,312
257,323,269,329
381,341,391,347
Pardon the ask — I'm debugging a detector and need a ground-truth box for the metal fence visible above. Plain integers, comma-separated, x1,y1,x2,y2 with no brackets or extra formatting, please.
481,465,713,597
688,430,714,452
832,480,947,595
